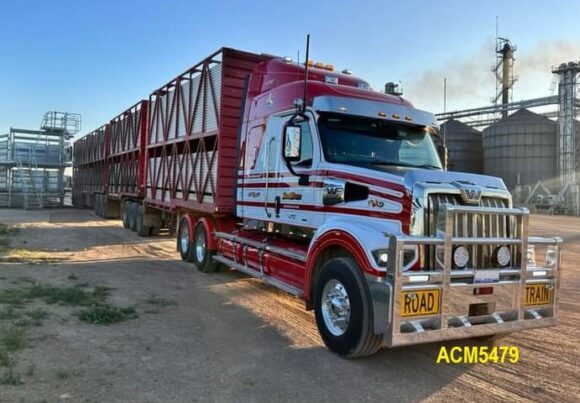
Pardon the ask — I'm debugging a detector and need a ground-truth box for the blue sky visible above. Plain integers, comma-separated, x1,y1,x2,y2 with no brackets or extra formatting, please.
1,0,579,137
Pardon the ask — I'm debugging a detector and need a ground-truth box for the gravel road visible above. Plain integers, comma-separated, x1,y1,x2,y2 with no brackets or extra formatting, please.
0,209,578,403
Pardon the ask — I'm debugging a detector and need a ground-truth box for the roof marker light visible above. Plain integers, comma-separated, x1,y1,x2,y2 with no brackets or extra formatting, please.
324,64,334,71
325,75,338,84
342,69,353,75
307,60,314,67
338,107,347,112
314,62,325,68
378,112,387,117
283,56,293,63
405,116,413,121
392,113,400,119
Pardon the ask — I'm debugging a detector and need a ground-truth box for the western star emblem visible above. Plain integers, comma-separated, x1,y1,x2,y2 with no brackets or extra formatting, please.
459,186,482,204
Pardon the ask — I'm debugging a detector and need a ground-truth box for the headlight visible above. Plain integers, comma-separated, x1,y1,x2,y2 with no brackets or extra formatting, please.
493,245,511,267
527,245,536,267
452,245,470,269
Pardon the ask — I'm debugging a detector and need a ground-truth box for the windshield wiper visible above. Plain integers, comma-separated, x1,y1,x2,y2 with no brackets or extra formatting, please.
369,160,441,170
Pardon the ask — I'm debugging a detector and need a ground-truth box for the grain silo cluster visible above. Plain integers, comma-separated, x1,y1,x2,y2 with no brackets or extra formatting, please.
438,38,580,215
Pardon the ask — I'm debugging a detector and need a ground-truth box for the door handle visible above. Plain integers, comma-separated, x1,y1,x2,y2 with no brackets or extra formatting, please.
274,196,281,217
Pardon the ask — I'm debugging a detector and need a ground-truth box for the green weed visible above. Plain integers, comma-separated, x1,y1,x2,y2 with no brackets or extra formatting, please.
0,327,25,351
78,304,137,324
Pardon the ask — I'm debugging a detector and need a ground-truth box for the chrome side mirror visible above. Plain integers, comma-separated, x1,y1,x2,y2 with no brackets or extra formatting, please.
283,125,302,162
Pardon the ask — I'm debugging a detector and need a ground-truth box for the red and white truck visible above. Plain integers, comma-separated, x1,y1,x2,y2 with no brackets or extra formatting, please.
73,47,562,357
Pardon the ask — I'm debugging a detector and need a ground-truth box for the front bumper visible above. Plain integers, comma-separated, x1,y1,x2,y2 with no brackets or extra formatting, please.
369,205,562,348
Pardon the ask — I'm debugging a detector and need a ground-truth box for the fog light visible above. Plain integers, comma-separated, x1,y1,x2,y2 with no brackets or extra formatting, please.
546,246,558,268
378,252,388,264
527,245,536,267
453,245,470,269
493,245,511,267
372,250,389,267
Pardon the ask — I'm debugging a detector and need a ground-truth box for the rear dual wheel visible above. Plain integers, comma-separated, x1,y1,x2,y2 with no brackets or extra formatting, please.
177,218,220,272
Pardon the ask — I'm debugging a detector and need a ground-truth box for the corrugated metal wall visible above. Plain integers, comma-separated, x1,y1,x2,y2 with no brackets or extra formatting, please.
441,119,483,174
483,109,557,191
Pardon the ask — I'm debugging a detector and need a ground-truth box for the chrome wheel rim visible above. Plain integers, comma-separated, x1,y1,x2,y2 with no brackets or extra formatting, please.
180,223,189,253
195,230,206,262
321,279,351,336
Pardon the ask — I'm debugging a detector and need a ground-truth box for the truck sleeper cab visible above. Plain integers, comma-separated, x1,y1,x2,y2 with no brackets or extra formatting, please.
175,56,562,358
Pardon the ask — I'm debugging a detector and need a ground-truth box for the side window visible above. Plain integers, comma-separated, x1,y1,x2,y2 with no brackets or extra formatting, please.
243,125,266,170
292,121,313,168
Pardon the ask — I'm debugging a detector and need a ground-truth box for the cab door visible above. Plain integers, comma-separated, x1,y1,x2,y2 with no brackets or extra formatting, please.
271,114,321,229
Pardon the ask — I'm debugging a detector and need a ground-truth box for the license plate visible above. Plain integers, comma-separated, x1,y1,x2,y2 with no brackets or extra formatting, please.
524,284,553,306
400,289,440,317
474,269,500,284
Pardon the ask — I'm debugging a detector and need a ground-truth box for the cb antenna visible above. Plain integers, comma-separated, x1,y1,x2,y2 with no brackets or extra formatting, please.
302,34,310,113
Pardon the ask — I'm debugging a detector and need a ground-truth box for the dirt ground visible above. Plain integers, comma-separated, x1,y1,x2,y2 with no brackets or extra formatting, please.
0,208,578,403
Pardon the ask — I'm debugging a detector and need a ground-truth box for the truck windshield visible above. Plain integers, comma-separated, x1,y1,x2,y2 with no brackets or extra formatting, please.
317,113,442,170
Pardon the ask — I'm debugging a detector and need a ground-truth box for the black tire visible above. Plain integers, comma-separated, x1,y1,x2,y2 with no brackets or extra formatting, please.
101,196,107,218
122,201,130,229
94,195,101,217
136,205,151,237
98,195,104,217
129,202,139,232
314,257,383,358
177,218,195,262
192,223,220,273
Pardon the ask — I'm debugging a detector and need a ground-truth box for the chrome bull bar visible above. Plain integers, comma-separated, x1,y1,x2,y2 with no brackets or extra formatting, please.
373,204,562,347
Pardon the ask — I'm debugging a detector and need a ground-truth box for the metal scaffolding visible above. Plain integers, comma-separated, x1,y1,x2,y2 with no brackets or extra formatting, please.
0,112,80,208
435,96,562,128
552,62,580,189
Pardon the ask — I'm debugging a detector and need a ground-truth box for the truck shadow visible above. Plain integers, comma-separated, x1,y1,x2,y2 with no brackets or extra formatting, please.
0,255,474,402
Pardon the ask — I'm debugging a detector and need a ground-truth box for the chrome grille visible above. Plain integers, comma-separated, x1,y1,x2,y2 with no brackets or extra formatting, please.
425,194,513,270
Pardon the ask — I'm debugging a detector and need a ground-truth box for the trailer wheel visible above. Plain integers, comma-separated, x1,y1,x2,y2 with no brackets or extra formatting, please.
177,218,195,262
94,195,101,217
98,195,104,217
314,257,382,358
122,201,130,229
129,202,139,232
135,205,151,237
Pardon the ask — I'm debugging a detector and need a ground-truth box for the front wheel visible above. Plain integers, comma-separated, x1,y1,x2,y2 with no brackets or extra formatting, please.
314,257,382,358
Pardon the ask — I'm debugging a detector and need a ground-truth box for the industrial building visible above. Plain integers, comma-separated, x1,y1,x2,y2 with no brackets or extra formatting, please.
437,37,580,215
0,112,80,208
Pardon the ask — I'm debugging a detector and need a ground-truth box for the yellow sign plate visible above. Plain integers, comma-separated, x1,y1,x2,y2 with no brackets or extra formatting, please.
524,284,553,306
400,289,440,317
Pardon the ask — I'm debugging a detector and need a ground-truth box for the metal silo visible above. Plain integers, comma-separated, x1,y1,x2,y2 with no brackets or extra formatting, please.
483,109,557,192
440,119,483,174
